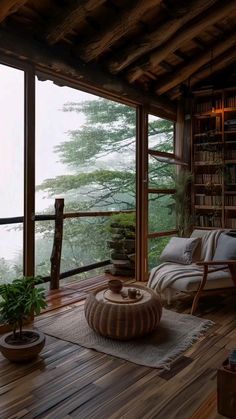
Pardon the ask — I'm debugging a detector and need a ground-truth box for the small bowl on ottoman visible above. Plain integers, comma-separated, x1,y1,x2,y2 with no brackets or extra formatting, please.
108,279,123,294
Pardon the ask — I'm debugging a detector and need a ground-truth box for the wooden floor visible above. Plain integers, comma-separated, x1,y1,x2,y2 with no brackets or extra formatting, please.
0,278,235,418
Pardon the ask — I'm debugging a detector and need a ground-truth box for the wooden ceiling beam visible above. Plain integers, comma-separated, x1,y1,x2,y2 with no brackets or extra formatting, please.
156,32,236,95
78,0,162,63
193,37,206,50
0,0,28,23
159,61,174,73
127,0,236,83
0,28,176,120
170,47,236,99
108,0,217,74
45,0,106,45
174,49,189,61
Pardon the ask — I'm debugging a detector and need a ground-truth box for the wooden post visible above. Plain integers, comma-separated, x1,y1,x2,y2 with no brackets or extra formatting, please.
50,198,64,290
23,65,35,277
136,106,148,282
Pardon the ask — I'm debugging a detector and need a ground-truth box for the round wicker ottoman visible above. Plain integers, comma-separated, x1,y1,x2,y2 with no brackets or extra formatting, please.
84,285,162,340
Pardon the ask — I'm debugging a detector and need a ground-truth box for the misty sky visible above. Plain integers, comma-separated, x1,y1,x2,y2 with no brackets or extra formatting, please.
0,64,96,260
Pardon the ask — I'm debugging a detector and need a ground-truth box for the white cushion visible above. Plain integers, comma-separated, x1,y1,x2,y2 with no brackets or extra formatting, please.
170,269,233,292
160,236,201,265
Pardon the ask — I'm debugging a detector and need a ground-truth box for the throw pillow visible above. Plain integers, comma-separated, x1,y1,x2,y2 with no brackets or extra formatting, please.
213,233,236,261
160,236,201,265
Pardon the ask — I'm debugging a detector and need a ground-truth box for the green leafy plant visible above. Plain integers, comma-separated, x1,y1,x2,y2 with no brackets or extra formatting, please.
0,277,47,340
108,212,135,230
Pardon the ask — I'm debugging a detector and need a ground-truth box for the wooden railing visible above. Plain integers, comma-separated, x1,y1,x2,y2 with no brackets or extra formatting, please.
0,198,135,289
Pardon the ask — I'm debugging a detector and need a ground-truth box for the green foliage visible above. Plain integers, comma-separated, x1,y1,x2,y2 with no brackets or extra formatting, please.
108,212,136,229
0,277,47,339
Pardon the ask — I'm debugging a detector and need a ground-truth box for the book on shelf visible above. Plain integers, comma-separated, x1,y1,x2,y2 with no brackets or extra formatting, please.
195,194,222,206
225,195,236,205
196,214,222,228
195,150,222,162
195,173,222,184
225,96,236,108
226,218,236,228
195,99,222,113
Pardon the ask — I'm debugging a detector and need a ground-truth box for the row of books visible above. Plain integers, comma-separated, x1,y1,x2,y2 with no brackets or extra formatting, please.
195,151,222,162
195,119,221,133
226,218,236,228
195,194,222,206
195,99,222,113
225,195,236,205
225,96,236,108
195,215,222,227
225,149,236,159
224,119,236,131
195,173,222,184
225,166,236,183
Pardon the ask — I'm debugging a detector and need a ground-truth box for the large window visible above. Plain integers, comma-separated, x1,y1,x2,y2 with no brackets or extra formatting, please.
35,79,136,279
0,61,177,286
0,64,24,283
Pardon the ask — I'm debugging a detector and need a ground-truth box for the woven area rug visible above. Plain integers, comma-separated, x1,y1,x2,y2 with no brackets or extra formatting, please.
38,306,214,369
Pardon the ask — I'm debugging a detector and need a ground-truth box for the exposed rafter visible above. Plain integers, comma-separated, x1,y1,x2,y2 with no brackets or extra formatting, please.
171,46,236,99
45,0,106,45
0,0,28,23
78,0,162,63
127,0,236,83
0,28,176,120
156,32,236,95
107,0,217,74
193,37,206,50
174,49,189,61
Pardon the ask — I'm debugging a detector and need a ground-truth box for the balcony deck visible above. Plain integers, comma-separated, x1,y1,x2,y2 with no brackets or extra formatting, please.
0,276,235,418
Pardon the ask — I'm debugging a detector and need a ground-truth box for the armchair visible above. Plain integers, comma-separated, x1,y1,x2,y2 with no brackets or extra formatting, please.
148,229,236,314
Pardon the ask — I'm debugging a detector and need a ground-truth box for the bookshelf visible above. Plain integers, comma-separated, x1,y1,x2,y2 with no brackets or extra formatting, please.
192,88,236,229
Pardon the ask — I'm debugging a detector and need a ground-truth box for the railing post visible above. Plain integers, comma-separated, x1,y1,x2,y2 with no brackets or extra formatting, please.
50,198,64,290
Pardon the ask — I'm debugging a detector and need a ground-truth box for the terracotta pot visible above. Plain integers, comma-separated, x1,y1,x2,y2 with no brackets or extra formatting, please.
0,329,45,362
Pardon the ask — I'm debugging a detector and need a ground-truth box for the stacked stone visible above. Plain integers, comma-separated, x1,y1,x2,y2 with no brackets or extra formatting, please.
106,221,135,277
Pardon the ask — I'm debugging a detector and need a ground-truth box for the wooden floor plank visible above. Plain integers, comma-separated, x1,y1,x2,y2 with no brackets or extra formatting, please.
0,285,235,418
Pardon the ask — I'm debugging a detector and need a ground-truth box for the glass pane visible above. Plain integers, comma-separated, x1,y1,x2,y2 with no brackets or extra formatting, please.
0,64,24,217
0,224,23,283
148,194,175,233
61,217,111,273
36,79,136,215
149,156,176,189
148,236,174,270
35,220,54,277
148,115,174,153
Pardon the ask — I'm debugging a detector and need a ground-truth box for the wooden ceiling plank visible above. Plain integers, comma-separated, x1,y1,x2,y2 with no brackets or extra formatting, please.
127,0,236,83
45,0,106,45
108,0,217,74
156,32,236,94
79,0,162,63
0,27,176,120
0,0,28,23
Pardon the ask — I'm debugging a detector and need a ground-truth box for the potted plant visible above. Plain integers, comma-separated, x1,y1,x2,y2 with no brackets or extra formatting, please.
0,276,47,362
